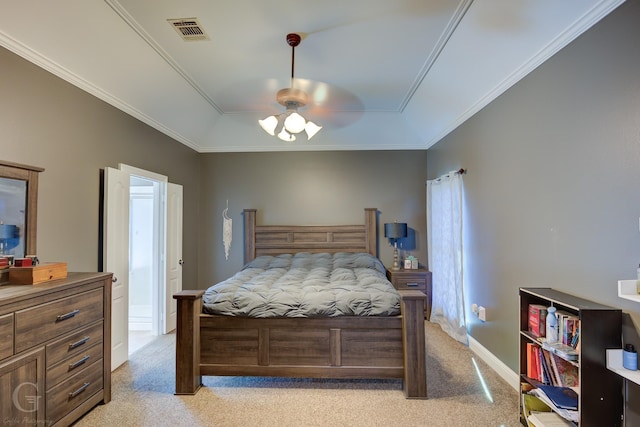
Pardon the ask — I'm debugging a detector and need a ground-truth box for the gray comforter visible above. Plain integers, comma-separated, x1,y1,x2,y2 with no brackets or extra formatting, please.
202,252,400,317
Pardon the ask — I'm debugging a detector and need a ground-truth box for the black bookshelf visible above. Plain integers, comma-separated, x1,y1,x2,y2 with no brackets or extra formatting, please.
519,287,623,426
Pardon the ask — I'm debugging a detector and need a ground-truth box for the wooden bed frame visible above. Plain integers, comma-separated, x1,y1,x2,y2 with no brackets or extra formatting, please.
174,208,427,398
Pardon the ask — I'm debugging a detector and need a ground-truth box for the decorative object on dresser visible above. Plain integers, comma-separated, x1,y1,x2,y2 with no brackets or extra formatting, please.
518,287,622,427
386,266,432,319
8,262,68,285
384,222,407,271
174,208,428,399
0,272,112,426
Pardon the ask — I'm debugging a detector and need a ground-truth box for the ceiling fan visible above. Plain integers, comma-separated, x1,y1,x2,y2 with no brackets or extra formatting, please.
259,33,322,142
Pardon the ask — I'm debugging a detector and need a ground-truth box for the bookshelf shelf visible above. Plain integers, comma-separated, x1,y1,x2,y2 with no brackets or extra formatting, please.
606,349,640,386
519,288,623,427
519,331,580,368
617,280,640,303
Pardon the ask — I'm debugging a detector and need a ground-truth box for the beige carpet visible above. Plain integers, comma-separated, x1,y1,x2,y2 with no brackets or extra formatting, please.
75,322,519,427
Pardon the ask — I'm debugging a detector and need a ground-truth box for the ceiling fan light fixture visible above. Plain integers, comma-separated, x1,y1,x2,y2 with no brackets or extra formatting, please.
284,110,306,134
277,127,295,142
304,121,322,140
258,115,279,136
259,33,321,142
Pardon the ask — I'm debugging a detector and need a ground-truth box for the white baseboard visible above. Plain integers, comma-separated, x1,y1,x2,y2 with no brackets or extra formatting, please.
468,334,520,391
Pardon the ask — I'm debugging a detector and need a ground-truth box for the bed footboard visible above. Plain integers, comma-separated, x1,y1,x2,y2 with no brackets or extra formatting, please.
174,289,427,399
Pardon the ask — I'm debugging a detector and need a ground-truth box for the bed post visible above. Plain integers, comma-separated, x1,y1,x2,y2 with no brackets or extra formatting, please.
399,290,427,399
174,290,205,395
244,209,257,263
364,208,377,256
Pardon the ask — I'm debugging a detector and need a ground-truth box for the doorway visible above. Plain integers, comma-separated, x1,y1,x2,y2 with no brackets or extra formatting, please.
128,176,161,354
104,163,183,371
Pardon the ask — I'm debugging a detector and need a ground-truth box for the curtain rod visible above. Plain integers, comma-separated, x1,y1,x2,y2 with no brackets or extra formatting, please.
427,168,466,184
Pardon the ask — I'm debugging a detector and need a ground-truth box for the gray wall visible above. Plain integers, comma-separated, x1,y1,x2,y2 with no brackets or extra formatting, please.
428,0,640,421
0,46,201,288
199,151,428,286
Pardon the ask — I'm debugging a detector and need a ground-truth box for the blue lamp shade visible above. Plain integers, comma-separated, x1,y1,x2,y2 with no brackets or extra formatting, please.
384,223,407,239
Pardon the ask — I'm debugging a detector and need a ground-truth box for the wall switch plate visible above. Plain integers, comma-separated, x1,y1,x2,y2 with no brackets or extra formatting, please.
478,306,487,321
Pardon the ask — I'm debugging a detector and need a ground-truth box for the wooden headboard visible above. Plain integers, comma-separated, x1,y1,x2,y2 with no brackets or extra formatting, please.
243,208,377,263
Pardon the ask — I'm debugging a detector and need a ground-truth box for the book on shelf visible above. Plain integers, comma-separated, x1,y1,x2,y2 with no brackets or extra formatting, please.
538,348,551,385
533,347,542,382
526,343,538,379
551,353,579,387
542,348,560,386
555,310,578,346
527,411,575,427
542,341,578,361
536,385,578,410
531,388,579,423
521,392,551,427
548,350,562,386
529,304,548,338
570,325,579,349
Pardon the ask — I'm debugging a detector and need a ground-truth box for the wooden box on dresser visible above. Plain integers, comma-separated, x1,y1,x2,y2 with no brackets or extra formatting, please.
0,272,112,426
519,287,622,427
386,267,432,319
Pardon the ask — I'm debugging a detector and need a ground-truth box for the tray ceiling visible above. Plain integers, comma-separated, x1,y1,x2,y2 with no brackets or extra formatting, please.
0,0,625,152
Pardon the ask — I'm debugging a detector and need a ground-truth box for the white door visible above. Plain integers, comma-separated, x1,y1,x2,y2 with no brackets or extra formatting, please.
103,167,130,371
164,183,183,333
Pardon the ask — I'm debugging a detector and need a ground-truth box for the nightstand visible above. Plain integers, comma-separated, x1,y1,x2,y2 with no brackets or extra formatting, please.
386,267,432,319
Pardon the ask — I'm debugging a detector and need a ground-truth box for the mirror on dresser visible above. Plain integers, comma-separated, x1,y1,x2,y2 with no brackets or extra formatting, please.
0,160,43,282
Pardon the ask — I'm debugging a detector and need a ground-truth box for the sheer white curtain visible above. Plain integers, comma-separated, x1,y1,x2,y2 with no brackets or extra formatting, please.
426,171,467,344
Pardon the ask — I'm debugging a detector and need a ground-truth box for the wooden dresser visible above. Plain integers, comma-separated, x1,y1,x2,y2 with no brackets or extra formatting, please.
0,272,112,426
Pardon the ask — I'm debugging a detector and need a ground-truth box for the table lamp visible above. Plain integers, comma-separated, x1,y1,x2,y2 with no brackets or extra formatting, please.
384,222,407,270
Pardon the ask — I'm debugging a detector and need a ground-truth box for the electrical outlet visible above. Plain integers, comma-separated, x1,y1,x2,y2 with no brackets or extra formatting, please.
478,306,487,322
471,303,478,315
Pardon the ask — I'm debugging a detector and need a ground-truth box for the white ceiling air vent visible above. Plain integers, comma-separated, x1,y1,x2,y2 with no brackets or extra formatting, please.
167,18,209,41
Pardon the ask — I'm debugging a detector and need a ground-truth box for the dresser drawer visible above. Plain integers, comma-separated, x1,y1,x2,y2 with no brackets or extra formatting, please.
0,313,13,360
47,341,103,387
14,288,103,353
46,321,103,368
46,358,104,423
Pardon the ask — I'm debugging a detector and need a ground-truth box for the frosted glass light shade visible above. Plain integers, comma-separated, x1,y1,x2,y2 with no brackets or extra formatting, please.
305,121,322,140
259,110,321,141
277,128,295,141
284,112,306,133
258,115,278,136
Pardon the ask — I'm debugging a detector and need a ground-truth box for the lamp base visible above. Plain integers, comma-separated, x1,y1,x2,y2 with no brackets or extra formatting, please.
392,246,400,270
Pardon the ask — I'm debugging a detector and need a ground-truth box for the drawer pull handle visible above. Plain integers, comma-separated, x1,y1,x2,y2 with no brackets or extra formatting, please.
57,309,80,321
69,382,90,399
69,355,91,370
68,336,90,350
406,282,419,287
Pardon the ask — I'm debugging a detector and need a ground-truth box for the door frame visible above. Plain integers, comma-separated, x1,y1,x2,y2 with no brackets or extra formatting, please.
119,164,168,332
104,164,171,371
